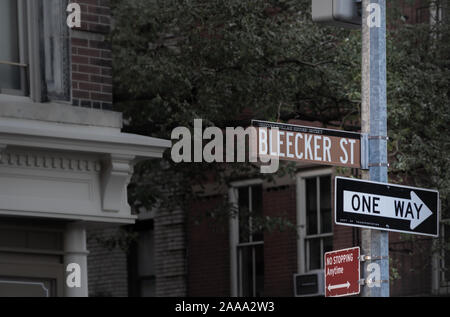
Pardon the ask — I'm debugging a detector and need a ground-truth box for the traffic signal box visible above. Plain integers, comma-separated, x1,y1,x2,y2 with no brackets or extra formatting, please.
312,0,362,28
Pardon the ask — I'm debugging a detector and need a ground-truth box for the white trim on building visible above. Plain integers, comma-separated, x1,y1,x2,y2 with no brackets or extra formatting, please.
0,101,171,296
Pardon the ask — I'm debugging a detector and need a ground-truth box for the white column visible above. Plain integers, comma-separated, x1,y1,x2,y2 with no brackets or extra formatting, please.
64,222,89,297
296,174,306,274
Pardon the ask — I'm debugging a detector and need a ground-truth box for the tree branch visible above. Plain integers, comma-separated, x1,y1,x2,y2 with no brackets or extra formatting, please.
273,59,334,68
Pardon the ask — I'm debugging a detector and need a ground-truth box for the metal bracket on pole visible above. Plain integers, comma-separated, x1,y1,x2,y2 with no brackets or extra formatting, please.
359,279,389,286
368,135,389,141
360,133,369,170
362,133,391,170
359,254,389,262
368,163,390,168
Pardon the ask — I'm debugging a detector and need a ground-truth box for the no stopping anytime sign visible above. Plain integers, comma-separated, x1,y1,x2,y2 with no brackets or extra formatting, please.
324,247,360,297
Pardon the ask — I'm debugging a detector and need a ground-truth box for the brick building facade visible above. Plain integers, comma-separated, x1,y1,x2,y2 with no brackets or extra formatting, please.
182,168,441,297
87,227,128,297
0,0,170,296
70,0,113,110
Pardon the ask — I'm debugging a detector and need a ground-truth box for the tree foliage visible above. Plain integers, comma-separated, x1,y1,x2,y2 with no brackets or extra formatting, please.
111,0,361,207
387,5,450,222
111,0,449,245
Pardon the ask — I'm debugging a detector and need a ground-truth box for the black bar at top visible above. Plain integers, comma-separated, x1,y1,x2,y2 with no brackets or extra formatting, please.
251,120,361,140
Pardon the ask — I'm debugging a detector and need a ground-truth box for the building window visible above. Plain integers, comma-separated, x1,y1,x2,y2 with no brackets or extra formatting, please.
297,169,333,273
128,221,156,297
0,0,28,95
229,180,264,297
0,0,70,101
237,184,264,297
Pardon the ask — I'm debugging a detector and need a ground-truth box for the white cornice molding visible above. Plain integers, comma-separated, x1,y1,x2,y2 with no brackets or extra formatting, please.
0,150,101,172
0,209,137,224
0,116,171,224
0,117,171,161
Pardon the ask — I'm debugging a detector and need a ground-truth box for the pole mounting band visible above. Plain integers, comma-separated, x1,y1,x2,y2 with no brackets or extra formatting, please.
368,163,389,167
368,135,389,140
360,133,369,170
359,255,389,262
359,279,390,286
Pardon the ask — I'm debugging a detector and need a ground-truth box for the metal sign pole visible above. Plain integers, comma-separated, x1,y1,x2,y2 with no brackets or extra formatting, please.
360,0,389,297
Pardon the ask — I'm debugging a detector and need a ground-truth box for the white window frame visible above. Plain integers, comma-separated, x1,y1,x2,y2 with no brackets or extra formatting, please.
0,0,28,96
0,0,45,102
229,179,263,297
430,0,448,24
296,168,333,274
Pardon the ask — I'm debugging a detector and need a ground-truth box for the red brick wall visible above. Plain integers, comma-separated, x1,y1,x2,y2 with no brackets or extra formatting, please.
185,183,357,297
187,196,230,296
186,185,299,297
185,179,434,297
332,224,356,251
87,227,129,297
263,185,298,297
389,233,433,296
70,0,113,110
75,0,111,33
393,0,431,24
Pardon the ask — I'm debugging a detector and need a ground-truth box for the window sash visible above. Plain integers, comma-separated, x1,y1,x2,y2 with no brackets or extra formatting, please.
0,0,28,96
305,234,333,271
237,243,263,297
237,185,264,297
229,180,264,297
0,61,28,68
304,174,332,271
238,185,263,244
0,0,56,101
297,169,333,273
305,175,333,238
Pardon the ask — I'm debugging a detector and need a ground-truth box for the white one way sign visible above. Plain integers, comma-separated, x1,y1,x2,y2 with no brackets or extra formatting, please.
335,177,439,237
343,191,433,230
